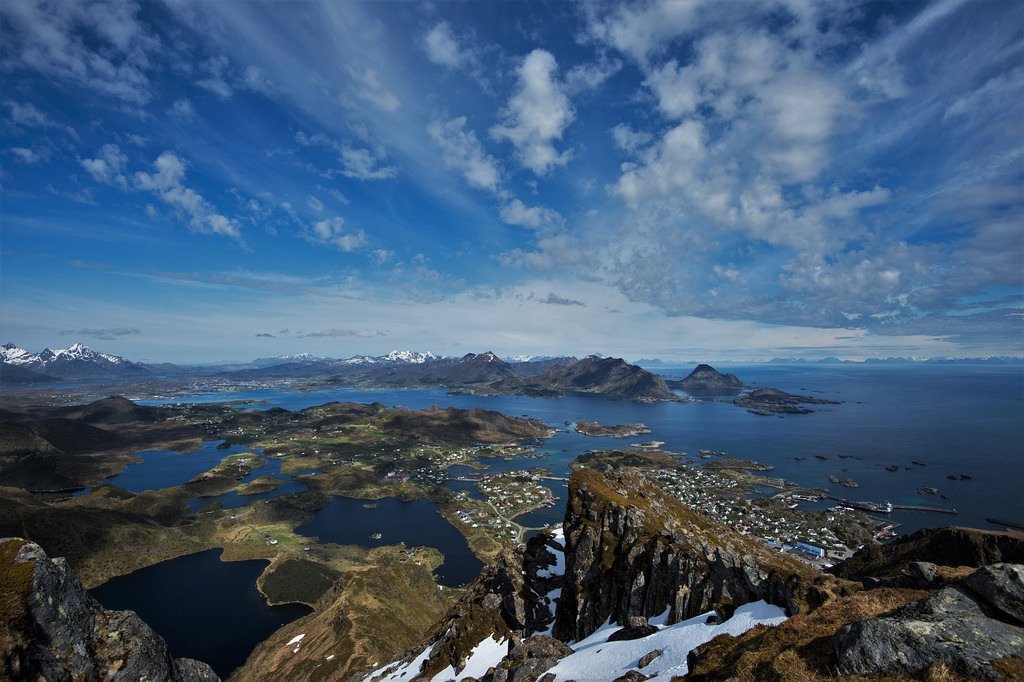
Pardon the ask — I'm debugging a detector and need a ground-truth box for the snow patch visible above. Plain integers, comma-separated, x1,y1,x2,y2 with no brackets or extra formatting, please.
286,633,305,646
456,636,508,680
363,641,433,682
544,600,787,681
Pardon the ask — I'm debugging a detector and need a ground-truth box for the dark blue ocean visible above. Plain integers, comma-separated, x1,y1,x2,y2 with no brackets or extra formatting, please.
143,364,1024,535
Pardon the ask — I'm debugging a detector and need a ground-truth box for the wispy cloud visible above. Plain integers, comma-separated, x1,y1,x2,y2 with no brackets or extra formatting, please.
60,327,141,340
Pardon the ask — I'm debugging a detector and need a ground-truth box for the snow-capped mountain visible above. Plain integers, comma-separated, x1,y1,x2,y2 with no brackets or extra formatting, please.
1,342,149,379
339,350,440,365
250,353,329,368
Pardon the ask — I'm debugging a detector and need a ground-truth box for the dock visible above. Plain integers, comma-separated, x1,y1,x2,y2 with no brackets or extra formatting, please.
986,517,1024,531
892,503,958,514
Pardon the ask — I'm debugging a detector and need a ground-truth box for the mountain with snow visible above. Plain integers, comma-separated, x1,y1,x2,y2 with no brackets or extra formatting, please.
339,350,440,366
1,342,150,380
250,353,330,368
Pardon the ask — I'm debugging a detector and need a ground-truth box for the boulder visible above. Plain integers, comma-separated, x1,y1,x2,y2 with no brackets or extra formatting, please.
964,563,1024,624
834,586,1024,679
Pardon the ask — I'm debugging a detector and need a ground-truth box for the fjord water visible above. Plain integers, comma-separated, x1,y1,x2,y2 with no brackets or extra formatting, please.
89,549,310,678
295,497,483,586
78,440,254,494
147,364,1024,534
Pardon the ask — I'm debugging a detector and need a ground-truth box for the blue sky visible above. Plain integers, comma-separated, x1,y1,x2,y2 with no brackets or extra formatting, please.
1,0,1022,363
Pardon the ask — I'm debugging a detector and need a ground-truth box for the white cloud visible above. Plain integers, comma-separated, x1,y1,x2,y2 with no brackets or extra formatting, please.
241,65,275,95
80,144,128,187
308,216,367,252
4,100,78,139
423,22,467,68
499,199,564,232
0,0,159,104
10,147,46,164
195,55,233,100
307,196,324,212
134,152,241,239
565,55,622,93
340,146,397,180
490,49,574,175
611,124,652,153
586,0,705,62
427,117,501,192
169,98,195,122
348,67,400,112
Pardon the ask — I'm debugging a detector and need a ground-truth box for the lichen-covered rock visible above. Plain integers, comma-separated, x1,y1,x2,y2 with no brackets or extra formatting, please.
963,563,1024,624
607,616,658,642
637,648,662,668
834,584,1024,679
1,537,218,681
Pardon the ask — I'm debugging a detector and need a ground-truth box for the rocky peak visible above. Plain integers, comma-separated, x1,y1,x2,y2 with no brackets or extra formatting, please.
673,364,744,390
1,538,218,681
553,468,817,642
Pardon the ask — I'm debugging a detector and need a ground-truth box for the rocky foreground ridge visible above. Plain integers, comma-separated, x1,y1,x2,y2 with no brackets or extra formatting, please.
0,537,218,681
365,465,1024,682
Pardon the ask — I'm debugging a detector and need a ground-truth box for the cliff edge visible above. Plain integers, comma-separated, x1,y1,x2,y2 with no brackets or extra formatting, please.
1,537,218,681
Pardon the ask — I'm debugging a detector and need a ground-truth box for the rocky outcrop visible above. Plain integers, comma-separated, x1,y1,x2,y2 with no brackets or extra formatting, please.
668,364,743,391
1,537,218,681
734,387,840,415
489,637,573,682
405,533,565,681
835,564,1024,679
484,356,680,402
830,526,1024,582
553,468,820,642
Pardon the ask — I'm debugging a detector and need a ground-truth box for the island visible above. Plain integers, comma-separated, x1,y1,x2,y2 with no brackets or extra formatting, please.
666,363,744,391
573,421,652,437
735,387,841,415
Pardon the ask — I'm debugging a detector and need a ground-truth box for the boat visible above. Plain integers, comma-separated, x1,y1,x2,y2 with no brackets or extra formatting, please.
369,532,383,539
363,503,378,509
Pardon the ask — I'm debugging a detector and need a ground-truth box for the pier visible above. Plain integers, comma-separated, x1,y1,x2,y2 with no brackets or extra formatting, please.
892,503,958,514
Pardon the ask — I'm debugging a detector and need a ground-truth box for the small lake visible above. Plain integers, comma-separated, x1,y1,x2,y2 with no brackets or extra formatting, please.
295,497,482,587
90,549,310,679
77,440,255,495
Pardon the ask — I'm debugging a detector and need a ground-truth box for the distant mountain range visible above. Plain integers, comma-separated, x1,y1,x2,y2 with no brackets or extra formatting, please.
1,343,149,382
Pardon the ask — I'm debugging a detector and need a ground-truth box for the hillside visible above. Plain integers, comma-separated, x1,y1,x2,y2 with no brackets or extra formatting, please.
667,363,744,391
481,355,680,401
361,464,1024,681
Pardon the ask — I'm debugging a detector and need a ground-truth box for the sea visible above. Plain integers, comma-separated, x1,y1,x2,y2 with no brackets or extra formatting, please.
86,363,1022,676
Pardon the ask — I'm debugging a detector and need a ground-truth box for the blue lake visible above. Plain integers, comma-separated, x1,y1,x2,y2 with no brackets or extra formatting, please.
76,440,254,495
295,496,482,587
186,458,318,513
90,549,310,679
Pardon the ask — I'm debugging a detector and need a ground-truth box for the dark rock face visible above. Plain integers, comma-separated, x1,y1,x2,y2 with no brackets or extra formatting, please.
491,637,574,682
607,616,658,642
412,533,565,680
834,570,1024,680
964,563,1024,624
553,469,811,643
830,526,1024,582
1,538,218,681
